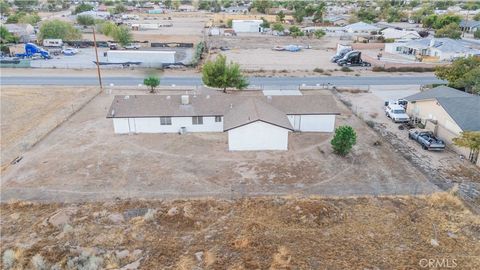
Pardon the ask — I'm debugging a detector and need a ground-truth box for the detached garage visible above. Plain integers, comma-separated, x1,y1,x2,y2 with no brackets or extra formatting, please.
224,99,293,151
232,20,263,33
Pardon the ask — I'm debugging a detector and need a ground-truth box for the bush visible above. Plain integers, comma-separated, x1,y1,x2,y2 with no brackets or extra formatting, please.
313,68,324,73
2,249,15,269
331,125,357,155
31,254,47,270
341,67,353,72
191,41,205,67
77,15,95,26
38,19,81,41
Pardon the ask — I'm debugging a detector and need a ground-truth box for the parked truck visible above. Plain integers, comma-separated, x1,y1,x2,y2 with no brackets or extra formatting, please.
336,50,371,67
15,43,51,59
408,129,446,151
99,50,176,67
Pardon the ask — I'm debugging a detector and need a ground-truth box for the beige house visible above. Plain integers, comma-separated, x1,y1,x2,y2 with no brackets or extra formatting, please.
404,86,480,166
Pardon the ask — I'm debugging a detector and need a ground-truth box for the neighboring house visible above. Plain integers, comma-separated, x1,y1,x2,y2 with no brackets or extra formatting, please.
223,6,249,14
232,19,263,33
325,16,349,26
385,38,480,61
459,20,480,33
76,10,110,19
3,24,35,43
381,28,420,40
107,94,340,151
178,5,195,12
404,86,480,166
343,21,379,34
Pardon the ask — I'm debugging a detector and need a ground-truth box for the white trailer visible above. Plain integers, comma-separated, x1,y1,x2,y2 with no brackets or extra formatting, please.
232,20,263,33
106,50,176,67
43,39,63,47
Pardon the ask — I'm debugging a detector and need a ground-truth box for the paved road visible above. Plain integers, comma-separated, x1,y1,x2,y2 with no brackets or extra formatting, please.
0,75,445,88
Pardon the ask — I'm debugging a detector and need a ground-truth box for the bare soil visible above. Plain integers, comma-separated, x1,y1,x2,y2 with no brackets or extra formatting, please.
1,194,479,269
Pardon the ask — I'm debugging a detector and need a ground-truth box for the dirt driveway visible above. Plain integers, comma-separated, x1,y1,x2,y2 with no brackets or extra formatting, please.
1,89,438,202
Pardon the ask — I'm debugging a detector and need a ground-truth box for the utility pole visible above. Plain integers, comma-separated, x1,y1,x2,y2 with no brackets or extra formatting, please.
93,26,103,90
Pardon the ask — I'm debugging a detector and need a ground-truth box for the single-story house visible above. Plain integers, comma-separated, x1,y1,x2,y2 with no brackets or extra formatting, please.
404,86,480,166
385,38,480,61
343,21,379,34
459,20,480,33
76,10,110,19
3,24,35,43
223,6,249,14
178,5,195,12
325,16,349,26
107,94,340,151
232,19,263,33
381,27,420,40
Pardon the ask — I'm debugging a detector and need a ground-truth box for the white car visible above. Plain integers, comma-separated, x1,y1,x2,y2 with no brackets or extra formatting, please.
123,44,140,50
385,104,410,123
61,48,78,56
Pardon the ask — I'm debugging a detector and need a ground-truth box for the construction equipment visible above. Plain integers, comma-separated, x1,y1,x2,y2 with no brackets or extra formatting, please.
15,43,51,59
336,50,371,67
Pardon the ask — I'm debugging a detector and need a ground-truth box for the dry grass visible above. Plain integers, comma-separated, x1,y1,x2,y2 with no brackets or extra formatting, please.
1,194,479,269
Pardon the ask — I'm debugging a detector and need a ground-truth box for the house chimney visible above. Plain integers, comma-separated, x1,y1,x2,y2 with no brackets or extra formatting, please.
181,95,189,105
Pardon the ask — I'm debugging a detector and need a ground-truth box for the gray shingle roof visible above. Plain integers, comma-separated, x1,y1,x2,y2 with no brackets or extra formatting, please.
223,98,293,131
403,38,480,54
436,96,480,131
403,86,472,101
460,20,480,28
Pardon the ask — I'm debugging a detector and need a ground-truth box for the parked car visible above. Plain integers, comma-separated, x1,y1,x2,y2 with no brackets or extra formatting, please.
408,129,446,151
109,43,119,50
123,43,140,50
336,51,371,67
384,99,408,109
385,104,410,123
61,48,78,56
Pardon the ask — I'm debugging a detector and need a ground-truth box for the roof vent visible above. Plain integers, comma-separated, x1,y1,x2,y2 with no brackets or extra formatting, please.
124,95,130,99
230,103,233,109
206,95,210,99
111,109,115,116
181,95,189,105
166,95,171,99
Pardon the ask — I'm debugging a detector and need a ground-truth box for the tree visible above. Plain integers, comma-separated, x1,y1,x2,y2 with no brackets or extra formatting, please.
73,3,94,14
474,29,480,39
112,4,126,14
0,0,10,16
474,13,480,21
276,10,285,22
453,131,480,164
173,0,181,10
293,8,305,23
331,125,357,156
260,17,270,28
423,14,461,29
355,8,378,23
77,15,95,26
13,0,38,12
0,26,18,43
272,23,284,32
6,12,41,25
38,19,82,42
144,76,160,93
252,0,272,14
312,2,326,23
313,29,325,39
227,19,233,28
112,25,132,46
97,21,117,36
434,23,462,39
202,54,248,93
289,25,304,37
435,56,480,94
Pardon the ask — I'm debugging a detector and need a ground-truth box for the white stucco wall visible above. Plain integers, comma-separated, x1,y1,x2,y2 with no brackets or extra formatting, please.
287,115,336,132
113,116,223,134
228,121,289,151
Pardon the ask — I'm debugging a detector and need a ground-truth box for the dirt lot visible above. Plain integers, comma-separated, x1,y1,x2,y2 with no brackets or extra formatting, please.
0,86,99,171
1,194,479,269
1,89,437,202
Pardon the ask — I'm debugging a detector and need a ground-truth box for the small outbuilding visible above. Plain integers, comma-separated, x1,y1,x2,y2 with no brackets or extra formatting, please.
232,20,263,33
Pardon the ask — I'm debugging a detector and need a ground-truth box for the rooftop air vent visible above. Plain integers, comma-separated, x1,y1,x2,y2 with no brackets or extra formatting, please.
181,95,189,105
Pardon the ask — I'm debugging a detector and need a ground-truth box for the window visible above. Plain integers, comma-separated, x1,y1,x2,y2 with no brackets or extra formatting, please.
160,117,172,125
192,116,203,125
215,116,222,122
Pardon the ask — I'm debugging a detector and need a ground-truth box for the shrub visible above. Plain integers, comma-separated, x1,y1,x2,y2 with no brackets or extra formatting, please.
313,68,324,73
331,125,357,156
31,254,47,270
341,67,353,72
144,75,160,93
2,249,15,269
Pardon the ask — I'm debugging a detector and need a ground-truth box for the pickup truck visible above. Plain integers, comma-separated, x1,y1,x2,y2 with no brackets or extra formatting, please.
385,104,410,123
408,129,446,151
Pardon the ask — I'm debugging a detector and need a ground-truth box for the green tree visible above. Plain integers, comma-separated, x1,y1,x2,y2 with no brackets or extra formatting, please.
474,13,480,21
227,19,233,28
260,17,270,28
0,25,19,43
77,15,95,26
252,0,272,14
289,25,304,37
13,0,38,12
331,125,357,156
38,19,82,41
435,56,480,94
73,3,94,14
313,29,325,39
423,14,461,29
312,2,326,23
272,23,284,32
202,54,248,93
144,75,160,93
276,10,285,22
355,8,378,23
112,25,132,46
474,29,480,39
164,0,172,9
293,8,305,23
0,0,10,16
173,0,181,10
6,12,41,25
112,4,126,14
453,131,480,164
434,23,462,39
